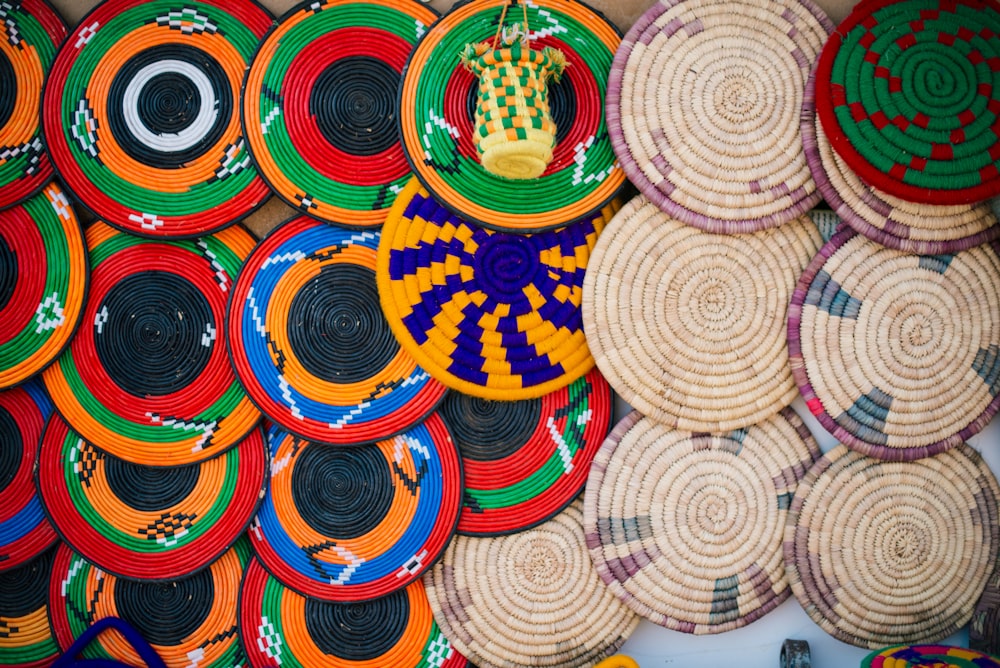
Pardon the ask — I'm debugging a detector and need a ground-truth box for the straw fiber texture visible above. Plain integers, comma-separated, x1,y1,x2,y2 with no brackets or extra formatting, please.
583,194,822,433
584,408,820,634
607,0,833,233
424,499,640,668
784,444,1000,649
862,645,1000,668
972,557,1000,655
789,227,1000,460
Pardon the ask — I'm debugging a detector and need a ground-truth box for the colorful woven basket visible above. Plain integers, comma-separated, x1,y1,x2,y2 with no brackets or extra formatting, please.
784,444,1000,648
243,0,437,227
0,380,55,571
43,222,260,465
803,66,1000,254
606,0,832,233
583,194,822,432
424,499,640,667
0,183,87,390
228,216,445,444
400,0,623,232
378,178,614,400
37,414,267,581
0,545,58,668
788,227,1000,461
862,645,1000,668
50,540,250,668
240,559,468,668
249,416,461,602
814,0,1000,205
584,408,820,634
0,0,65,210
439,368,612,536
42,0,273,237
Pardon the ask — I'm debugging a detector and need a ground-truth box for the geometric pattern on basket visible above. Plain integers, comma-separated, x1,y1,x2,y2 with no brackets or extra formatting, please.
0,0,65,210
583,194,822,432
784,445,1000,648
227,215,446,444
37,414,267,581
606,0,833,233
49,539,251,667
802,66,1000,254
238,559,468,668
379,178,613,400
399,0,624,232
243,0,437,227
814,0,1000,205
249,416,461,602
861,645,1000,668
0,184,88,389
42,222,260,465
423,499,640,668
583,408,820,634
0,545,58,668
789,227,1000,460
42,0,273,237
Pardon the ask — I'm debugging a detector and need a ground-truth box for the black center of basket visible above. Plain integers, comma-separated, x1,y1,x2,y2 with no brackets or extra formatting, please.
291,444,393,540
287,264,398,384
94,271,214,398
310,57,399,156
466,71,575,145
439,392,541,461
0,546,54,617
0,50,15,132
114,569,214,645
107,43,231,168
304,588,409,660
0,405,21,491
0,234,18,313
103,455,201,512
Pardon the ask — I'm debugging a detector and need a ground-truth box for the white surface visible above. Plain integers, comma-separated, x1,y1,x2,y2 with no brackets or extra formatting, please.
610,396,1000,667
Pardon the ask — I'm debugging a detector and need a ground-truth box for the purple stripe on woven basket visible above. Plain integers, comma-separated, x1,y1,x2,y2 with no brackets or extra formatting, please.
801,66,1000,254
786,227,1000,461
606,0,834,234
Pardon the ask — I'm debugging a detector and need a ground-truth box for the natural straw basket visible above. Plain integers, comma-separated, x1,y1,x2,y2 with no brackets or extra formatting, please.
802,67,999,254
423,499,640,668
582,194,821,433
606,0,833,233
584,408,820,634
862,645,1000,668
972,559,1000,656
0,546,59,668
784,444,1000,649
788,227,1000,461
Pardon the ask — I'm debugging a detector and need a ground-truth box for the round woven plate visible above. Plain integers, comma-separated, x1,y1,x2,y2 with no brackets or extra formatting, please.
440,368,612,536
0,0,65,210
803,66,1000,254
43,222,260,465
789,227,1000,461
815,0,1000,205
250,416,461,602
971,559,1000,655
399,0,623,233
583,194,822,432
379,178,614,400
424,499,640,667
42,0,273,238
240,558,469,668
50,539,250,667
862,645,1000,668
0,183,87,390
38,414,267,581
243,0,437,227
229,215,446,445
0,545,58,668
606,0,832,233
0,380,55,571
785,444,1000,648
584,408,820,634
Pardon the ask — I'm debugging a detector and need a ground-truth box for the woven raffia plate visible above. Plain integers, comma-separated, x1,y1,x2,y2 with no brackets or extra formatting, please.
0,545,58,668
789,227,1000,460
583,194,821,432
862,645,1000,668
784,444,1000,648
584,408,820,634
606,0,832,233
